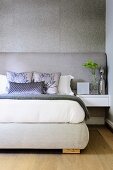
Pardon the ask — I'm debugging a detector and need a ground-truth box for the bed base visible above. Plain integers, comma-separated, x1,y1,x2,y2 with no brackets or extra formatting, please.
0,123,89,151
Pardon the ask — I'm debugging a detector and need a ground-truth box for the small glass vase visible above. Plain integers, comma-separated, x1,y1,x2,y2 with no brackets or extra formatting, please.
90,75,99,95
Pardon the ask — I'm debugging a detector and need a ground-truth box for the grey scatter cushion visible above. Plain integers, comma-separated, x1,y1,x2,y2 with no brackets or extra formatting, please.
33,72,61,94
6,71,32,83
8,82,44,95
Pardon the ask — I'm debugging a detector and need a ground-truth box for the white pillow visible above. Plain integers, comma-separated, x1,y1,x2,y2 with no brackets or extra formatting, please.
0,74,8,94
58,75,74,95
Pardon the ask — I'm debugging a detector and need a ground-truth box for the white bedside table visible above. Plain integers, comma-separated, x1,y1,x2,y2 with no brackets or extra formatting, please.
77,95,110,125
77,95,110,107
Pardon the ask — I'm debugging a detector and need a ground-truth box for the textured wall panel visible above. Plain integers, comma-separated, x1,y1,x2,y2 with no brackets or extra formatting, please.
0,0,60,52
0,0,105,52
0,52,106,84
60,0,105,52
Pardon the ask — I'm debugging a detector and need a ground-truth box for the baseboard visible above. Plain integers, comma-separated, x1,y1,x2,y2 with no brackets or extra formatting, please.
86,117,104,125
105,119,113,129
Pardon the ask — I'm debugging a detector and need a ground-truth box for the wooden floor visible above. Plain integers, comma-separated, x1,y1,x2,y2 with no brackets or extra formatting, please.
0,126,113,170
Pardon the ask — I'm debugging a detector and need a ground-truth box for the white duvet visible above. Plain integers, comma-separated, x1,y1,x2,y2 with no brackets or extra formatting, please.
0,99,85,123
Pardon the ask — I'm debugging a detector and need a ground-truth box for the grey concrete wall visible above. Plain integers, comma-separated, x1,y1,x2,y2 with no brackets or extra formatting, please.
0,0,105,52
106,0,113,125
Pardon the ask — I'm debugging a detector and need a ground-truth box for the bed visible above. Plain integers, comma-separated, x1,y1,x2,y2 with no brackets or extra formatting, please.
0,94,89,153
0,52,107,153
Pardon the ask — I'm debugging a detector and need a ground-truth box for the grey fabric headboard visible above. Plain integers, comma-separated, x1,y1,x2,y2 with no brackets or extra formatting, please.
0,52,107,89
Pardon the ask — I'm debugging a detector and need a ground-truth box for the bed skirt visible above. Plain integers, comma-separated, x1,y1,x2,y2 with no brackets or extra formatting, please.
0,122,89,149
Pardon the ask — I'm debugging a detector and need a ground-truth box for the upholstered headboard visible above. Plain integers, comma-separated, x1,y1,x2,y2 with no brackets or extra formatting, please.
0,52,107,90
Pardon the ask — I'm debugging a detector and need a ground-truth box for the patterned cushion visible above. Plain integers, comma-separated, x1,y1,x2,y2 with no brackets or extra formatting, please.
33,72,61,94
8,82,44,94
6,71,32,83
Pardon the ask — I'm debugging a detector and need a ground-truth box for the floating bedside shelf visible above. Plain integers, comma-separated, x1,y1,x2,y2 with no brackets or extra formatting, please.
77,95,110,107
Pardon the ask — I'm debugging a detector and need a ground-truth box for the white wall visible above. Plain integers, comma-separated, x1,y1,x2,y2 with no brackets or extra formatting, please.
106,0,113,125
0,0,105,52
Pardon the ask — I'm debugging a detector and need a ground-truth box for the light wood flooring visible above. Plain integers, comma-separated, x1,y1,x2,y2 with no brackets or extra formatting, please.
0,126,113,170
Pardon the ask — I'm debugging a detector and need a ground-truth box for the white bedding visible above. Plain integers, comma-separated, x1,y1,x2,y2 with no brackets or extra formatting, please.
0,99,85,123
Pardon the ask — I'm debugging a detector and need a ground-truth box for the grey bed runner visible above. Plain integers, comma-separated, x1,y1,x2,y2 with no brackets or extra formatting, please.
0,94,89,120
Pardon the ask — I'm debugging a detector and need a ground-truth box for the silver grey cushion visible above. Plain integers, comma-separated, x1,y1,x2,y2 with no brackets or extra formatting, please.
33,72,61,94
6,71,32,83
8,82,44,95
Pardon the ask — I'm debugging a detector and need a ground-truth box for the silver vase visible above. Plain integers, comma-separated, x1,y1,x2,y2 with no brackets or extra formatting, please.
99,67,105,95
